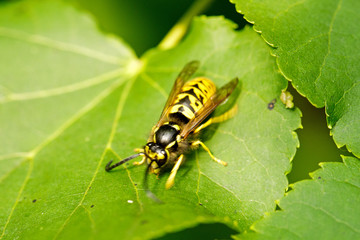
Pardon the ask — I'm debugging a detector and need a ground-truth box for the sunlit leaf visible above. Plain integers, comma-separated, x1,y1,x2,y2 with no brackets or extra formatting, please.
232,0,360,157
0,1,300,239
236,156,360,240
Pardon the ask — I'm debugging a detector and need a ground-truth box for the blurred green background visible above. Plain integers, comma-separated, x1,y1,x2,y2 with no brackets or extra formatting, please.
65,0,343,183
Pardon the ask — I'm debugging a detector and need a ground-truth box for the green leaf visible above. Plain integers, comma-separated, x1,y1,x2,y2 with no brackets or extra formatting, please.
231,0,360,157
0,1,300,239
0,0,136,155
236,156,360,240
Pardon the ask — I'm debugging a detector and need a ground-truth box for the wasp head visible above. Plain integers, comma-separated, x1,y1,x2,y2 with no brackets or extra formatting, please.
144,142,169,173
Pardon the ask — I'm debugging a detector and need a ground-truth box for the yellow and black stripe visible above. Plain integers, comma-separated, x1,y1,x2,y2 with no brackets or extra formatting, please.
169,77,216,123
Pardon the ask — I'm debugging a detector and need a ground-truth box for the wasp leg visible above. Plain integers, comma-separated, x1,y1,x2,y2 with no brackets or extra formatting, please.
191,140,227,166
165,154,184,189
134,148,144,153
133,156,146,166
194,104,238,133
132,148,146,165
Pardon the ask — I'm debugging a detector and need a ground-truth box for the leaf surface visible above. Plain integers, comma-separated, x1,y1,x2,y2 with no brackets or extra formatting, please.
0,1,300,239
231,0,360,157
236,157,360,240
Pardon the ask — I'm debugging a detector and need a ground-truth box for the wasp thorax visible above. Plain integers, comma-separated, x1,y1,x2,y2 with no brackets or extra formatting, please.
154,123,180,148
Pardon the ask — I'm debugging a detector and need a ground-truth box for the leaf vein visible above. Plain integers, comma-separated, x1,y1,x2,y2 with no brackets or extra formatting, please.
217,129,273,183
141,72,168,99
0,27,121,64
200,172,249,217
30,80,126,157
81,205,96,234
0,159,33,240
108,148,143,211
1,69,124,103
314,0,343,86
0,158,26,185
272,0,307,28
296,201,360,234
0,79,127,237
286,33,327,55
333,81,360,109
54,76,137,239
0,152,29,161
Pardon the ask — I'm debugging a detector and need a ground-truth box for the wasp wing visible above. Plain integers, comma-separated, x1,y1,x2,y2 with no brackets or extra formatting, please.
156,60,200,127
180,78,239,139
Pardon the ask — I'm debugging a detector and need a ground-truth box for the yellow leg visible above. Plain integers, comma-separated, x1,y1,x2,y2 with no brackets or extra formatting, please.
192,140,227,166
194,104,238,133
132,148,146,165
165,154,184,189
134,148,144,153
133,156,146,165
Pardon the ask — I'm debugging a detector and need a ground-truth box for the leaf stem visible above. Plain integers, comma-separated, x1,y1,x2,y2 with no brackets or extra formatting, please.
158,0,214,50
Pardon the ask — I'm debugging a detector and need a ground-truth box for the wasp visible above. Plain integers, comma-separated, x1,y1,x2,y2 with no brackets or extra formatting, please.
105,61,239,190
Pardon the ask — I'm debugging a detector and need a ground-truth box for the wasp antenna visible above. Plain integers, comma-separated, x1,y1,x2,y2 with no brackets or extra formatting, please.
143,163,163,204
105,160,114,171
105,153,143,172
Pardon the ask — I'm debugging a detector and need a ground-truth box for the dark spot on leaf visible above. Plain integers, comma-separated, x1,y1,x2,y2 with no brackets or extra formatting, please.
267,102,274,110
267,98,276,110
134,183,137,186
32,199,37,203
91,205,94,208
199,203,203,206
318,176,321,180
141,220,148,225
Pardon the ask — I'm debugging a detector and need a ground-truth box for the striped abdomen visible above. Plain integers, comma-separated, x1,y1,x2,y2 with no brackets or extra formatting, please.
169,77,216,123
